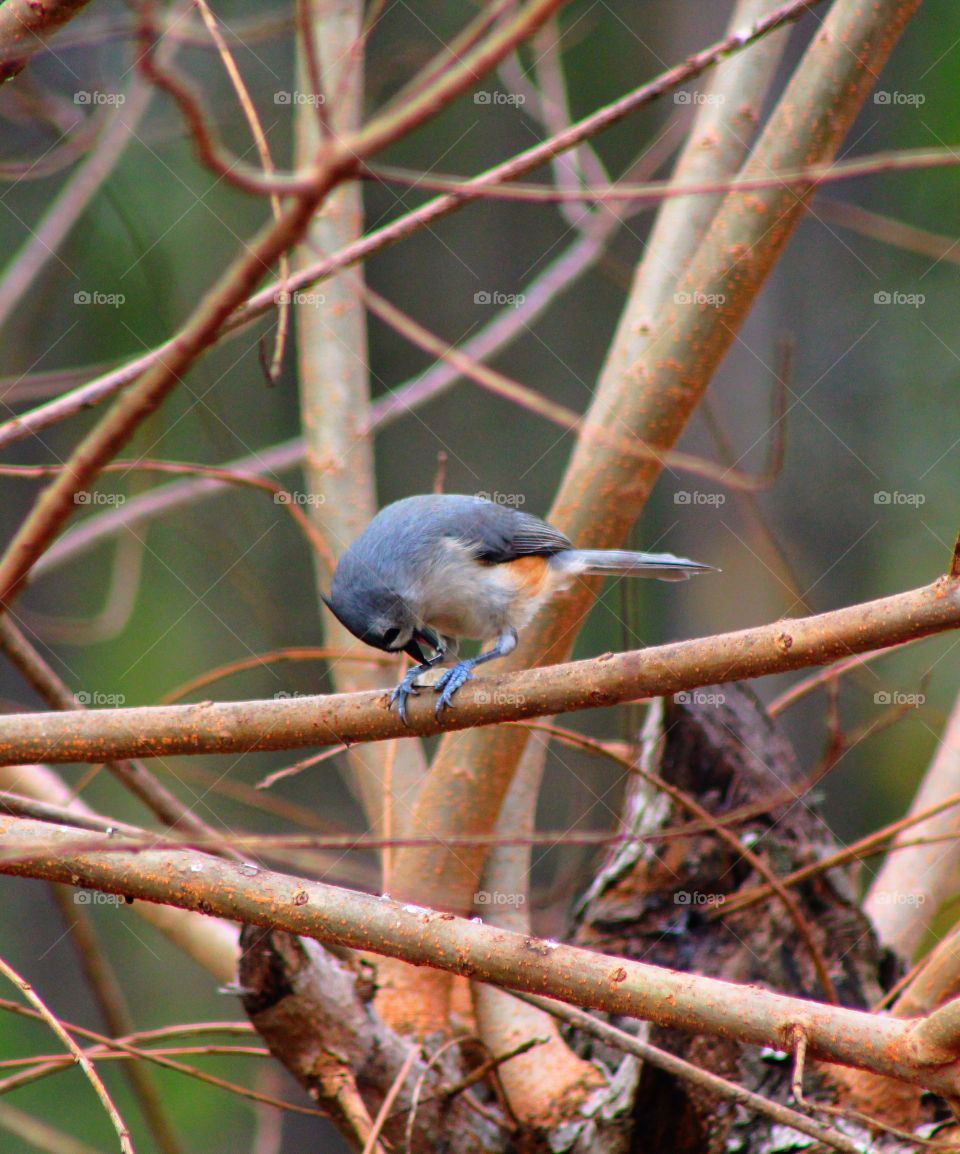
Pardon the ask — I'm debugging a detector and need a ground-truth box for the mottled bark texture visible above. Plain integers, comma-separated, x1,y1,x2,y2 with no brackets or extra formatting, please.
571,688,930,1153
239,926,506,1152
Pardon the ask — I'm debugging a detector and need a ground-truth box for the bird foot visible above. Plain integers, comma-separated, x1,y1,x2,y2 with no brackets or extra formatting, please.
432,661,476,717
388,668,425,726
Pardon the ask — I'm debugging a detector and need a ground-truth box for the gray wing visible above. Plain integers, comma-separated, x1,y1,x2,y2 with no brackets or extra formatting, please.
458,504,572,562
498,509,572,558
390,494,572,562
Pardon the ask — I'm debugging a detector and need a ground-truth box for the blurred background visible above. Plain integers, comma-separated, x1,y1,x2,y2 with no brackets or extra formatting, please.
0,0,957,1149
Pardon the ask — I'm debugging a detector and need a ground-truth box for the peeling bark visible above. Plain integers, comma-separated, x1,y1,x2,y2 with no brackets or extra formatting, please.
571,687,931,1152
239,927,506,1153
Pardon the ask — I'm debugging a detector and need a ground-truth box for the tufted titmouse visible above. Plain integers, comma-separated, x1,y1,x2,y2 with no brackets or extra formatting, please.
322,494,715,723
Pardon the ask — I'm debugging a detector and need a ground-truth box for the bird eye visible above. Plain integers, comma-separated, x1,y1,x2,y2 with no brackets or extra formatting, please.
382,627,401,649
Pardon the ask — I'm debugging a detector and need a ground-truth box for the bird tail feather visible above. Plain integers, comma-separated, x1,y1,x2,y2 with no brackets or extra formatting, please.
556,549,716,582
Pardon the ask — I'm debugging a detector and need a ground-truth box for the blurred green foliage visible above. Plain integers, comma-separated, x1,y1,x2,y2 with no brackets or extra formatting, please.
0,1,957,1148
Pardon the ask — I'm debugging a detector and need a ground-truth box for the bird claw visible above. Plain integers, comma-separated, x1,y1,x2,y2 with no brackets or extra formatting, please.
388,659,477,723
433,661,475,717
388,673,422,727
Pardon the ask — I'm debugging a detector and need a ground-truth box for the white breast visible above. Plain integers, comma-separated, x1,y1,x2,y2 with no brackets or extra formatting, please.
401,539,571,641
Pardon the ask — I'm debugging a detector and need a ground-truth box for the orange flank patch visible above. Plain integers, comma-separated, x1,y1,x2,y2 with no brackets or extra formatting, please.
492,555,553,597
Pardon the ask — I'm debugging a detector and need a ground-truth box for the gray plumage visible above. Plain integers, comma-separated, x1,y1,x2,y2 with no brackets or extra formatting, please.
323,494,715,721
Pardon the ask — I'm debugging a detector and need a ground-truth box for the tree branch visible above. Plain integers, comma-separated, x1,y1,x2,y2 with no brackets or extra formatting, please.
385,0,922,949
2,816,959,1097
0,573,955,767
0,0,819,457
0,0,94,82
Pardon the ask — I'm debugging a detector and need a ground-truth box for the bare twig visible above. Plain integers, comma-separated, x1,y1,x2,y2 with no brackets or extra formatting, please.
513,993,862,1154
158,646,390,704
5,818,960,1096
0,0,820,456
192,0,290,378
363,286,779,490
0,954,133,1153
361,1046,417,1154
0,0,95,80
0,573,955,766
48,885,186,1154
0,764,238,983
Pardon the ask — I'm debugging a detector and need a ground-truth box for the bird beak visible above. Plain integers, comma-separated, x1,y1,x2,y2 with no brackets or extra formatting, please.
404,637,427,664
405,628,442,665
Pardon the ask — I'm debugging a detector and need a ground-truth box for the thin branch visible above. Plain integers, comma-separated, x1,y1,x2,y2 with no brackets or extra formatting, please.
767,639,920,715
159,646,391,704
0,0,95,81
363,144,960,207
812,194,960,266
719,789,960,918
49,885,185,1154
32,439,305,577
361,1046,417,1154
363,286,779,491
0,1001,322,1116
3,817,960,1095
0,457,338,572
0,954,133,1153
192,0,290,378
0,0,821,456
511,993,862,1154
0,573,954,766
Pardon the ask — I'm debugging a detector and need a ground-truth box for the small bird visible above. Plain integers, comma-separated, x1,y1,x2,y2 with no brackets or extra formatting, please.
322,494,715,723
